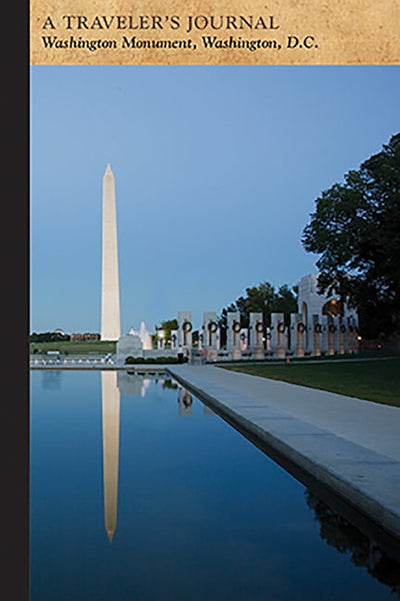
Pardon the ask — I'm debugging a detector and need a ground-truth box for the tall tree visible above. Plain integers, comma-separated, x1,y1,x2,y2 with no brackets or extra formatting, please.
156,318,178,346
302,133,400,338
220,281,297,328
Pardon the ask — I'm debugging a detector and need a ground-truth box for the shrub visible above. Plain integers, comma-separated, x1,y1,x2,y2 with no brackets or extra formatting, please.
124,356,188,365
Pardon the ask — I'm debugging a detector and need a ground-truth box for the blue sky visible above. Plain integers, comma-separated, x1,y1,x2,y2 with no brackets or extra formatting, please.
30,66,400,334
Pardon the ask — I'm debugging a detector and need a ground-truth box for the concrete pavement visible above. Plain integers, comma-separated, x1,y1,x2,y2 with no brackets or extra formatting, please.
167,364,400,542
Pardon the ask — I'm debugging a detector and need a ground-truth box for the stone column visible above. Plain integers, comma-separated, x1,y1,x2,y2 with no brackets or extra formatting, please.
216,327,221,352
203,312,219,361
348,316,359,353
288,315,295,355
340,319,349,354
170,330,178,350
271,313,286,358
321,315,329,355
311,314,322,356
249,312,265,359
227,312,242,359
332,317,343,354
332,317,341,353
178,311,193,348
304,320,312,355
198,328,204,350
265,326,272,353
290,313,306,358
203,312,219,347
157,330,165,350
239,328,249,352
327,317,336,355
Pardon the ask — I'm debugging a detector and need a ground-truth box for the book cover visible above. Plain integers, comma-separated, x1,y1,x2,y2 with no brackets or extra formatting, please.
27,2,400,600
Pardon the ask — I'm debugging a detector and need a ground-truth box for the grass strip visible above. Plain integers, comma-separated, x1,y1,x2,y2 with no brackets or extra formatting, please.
223,358,400,407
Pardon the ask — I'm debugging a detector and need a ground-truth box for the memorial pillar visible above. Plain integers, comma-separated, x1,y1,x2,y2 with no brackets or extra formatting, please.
332,316,344,354
239,328,249,352
157,330,165,350
170,330,178,350
332,316,342,353
311,314,322,356
321,315,329,355
340,319,349,354
290,313,306,358
178,311,193,348
271,313,286,358
249,312,265,359
265,326,272,354
348,315,359,353
203,312,219,361
227,312,242,359
327,317,336,355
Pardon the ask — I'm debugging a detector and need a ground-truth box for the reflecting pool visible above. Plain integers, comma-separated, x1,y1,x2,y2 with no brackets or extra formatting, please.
30,370,400,601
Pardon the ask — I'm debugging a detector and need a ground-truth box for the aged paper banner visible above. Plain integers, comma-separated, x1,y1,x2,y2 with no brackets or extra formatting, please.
31,0,399,65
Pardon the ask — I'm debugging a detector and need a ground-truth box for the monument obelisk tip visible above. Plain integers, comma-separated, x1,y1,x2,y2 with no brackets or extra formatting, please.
105,163,113,176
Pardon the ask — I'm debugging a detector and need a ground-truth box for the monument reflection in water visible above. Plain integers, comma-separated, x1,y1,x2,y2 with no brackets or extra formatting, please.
101,371,192,542
101,371,120,542
101,371,152,542
31,370,400,601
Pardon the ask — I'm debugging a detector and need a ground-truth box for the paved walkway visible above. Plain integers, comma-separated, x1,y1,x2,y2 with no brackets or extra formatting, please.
168,364,400,541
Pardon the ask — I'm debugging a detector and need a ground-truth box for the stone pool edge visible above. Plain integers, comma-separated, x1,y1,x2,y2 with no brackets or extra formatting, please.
167,365,400,544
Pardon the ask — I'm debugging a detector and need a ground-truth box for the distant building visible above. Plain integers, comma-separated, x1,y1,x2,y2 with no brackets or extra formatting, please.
53,328,65,336
70,333,101,341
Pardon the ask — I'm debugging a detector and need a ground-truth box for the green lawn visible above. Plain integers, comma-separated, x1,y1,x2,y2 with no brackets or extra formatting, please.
30,340,116,354
222,358,400,407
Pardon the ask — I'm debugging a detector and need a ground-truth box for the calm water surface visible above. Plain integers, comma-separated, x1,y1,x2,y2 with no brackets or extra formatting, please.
30,370,400,601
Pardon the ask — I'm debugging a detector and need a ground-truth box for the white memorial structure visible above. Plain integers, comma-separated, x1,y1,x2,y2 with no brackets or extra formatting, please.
113,276,359,363
170,274,359,362
116,328,144,360
297,274,359,356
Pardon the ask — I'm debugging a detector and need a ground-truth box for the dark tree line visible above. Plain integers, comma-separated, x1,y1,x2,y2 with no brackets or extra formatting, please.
30,332,70,343
306,491,400,597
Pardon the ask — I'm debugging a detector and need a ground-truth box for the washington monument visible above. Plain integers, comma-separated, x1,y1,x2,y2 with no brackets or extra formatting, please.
101,164,121,340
